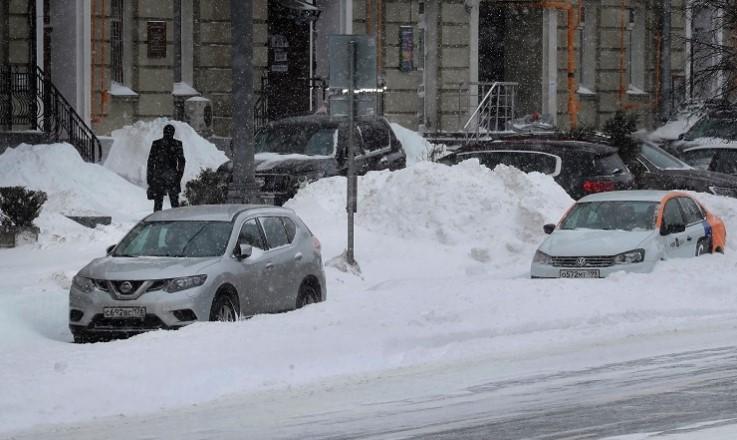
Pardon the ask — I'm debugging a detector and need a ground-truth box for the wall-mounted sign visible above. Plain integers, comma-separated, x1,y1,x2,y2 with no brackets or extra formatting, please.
399,26,414,72
147,21,167,58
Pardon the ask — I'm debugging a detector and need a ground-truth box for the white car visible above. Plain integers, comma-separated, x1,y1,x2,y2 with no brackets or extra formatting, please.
531,190,726,278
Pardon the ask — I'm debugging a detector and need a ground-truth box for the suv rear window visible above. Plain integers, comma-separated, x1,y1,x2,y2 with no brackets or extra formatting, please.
457,151,559,175
593,154,627,175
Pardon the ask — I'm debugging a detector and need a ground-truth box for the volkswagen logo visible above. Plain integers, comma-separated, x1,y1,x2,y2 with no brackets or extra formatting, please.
576,257,587,267
119,281,134,294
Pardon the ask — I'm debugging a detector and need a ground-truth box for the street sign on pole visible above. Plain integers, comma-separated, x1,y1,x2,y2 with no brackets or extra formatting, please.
328,35,377,267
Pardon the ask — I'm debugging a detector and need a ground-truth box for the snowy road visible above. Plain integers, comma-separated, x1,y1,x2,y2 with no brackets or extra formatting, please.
8,336,737,440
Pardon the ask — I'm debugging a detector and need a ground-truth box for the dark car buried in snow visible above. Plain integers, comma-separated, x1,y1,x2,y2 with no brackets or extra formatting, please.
439,137,635,200
629,141,737,198
218,115,406,205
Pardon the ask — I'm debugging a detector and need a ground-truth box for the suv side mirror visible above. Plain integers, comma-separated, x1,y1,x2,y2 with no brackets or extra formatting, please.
543,224,556,235
234,243,253,260
106,245,116,255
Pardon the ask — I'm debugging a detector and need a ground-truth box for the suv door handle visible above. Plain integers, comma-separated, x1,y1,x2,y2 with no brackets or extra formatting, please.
294,252,303,261
265,262,274,270
687,236,692,241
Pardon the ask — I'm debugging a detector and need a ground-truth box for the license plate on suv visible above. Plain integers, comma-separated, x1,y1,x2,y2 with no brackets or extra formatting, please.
559,269,600,279
103,307,146,319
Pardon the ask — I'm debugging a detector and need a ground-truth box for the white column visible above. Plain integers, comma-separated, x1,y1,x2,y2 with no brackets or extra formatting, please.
468,0,479,119
342,0,353,34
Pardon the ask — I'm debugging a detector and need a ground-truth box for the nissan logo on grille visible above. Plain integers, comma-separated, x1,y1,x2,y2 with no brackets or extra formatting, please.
119,281,134,294
576,257,587,267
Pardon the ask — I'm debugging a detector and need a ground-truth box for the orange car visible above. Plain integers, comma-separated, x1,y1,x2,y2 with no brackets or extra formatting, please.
532,190,726,278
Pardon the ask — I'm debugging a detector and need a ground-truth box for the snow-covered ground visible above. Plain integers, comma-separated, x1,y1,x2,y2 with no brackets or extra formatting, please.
2,129,737,436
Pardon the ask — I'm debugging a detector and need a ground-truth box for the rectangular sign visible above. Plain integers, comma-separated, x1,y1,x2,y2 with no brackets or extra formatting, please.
399,26,414,72
147,21,167,58
328,35,377,90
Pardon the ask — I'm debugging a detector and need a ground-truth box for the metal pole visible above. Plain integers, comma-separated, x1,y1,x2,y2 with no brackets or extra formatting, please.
228,0,257,203
660,0,672,121
346,40,357,265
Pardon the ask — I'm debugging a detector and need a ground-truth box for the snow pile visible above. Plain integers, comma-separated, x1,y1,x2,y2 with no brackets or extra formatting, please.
0,143,149,222
390,122,444,165
649,110,702,142
105,118,228,188
289,159,572,251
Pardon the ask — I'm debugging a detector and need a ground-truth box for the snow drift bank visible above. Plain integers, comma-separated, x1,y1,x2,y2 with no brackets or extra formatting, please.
390,122,442,165
105,118,228,188
287,160,573,277
0,143,149,222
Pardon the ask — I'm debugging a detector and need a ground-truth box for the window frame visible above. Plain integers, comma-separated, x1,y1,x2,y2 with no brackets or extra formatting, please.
259,216,292,250
110,0,124,84
237,217,267,252
456,150,563,177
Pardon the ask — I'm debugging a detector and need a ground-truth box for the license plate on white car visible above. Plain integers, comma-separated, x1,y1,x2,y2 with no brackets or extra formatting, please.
103,307,146,319
559,269,600,279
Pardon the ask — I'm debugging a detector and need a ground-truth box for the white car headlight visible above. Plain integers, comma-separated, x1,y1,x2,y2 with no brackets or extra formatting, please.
613,249,645,265
72,274,95,293
533,250,553,265
165,275,208,293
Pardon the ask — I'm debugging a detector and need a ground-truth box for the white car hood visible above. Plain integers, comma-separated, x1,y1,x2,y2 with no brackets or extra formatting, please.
539,229,655,257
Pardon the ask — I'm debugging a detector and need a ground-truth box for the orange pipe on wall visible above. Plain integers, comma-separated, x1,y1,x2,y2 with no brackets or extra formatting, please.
366,0,373,35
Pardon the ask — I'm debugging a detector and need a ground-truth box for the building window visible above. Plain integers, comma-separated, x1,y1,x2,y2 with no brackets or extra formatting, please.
577,2,596,94
110,0,124,84
627,6,645,94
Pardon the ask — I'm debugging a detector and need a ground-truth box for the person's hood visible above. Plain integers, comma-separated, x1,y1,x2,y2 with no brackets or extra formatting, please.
539,229,655,257
255,153,338,175
78,256,221,280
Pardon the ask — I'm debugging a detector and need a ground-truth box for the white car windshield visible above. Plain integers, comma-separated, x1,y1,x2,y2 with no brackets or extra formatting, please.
114,221,233,257
560,201,659,231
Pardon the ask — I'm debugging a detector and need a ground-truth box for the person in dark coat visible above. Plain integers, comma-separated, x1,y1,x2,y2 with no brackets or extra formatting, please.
147,124,186,211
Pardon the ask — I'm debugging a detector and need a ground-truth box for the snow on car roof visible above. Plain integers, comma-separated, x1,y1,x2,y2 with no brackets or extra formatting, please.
578,190,672,203
144,204,292,222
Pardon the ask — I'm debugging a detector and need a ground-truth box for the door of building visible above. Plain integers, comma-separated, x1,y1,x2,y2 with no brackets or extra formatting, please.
266,1,317,121
479,4,505,83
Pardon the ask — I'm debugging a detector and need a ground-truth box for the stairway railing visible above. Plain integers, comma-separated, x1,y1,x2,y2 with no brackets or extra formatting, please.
463,81,518,143
0,64,102,162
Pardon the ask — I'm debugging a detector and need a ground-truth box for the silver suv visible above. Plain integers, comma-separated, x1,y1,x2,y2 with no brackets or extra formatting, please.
69,205,325,342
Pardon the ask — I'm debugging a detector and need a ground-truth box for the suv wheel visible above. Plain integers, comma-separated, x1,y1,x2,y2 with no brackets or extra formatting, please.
296,282,320,309
209,290,239,322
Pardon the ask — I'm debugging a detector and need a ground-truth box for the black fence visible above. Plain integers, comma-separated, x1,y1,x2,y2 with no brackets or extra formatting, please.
0,64,102,162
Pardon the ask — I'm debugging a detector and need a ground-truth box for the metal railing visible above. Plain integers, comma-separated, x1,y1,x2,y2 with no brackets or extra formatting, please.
462,81,518,143
0,64,102,162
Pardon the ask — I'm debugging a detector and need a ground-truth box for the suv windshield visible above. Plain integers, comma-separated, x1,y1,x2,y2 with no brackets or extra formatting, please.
114,221,233,258
686,117,737,140
641,144,691,170
255,125,338,156
560,201,658,231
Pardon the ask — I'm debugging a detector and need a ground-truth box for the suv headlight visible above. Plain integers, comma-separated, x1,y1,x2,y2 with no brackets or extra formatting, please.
72,275,94,293
613,249,645,265
533,250,553,265
165,275,208,293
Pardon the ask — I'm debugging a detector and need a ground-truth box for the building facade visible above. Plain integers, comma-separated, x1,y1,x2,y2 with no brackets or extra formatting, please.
0,0,717,144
